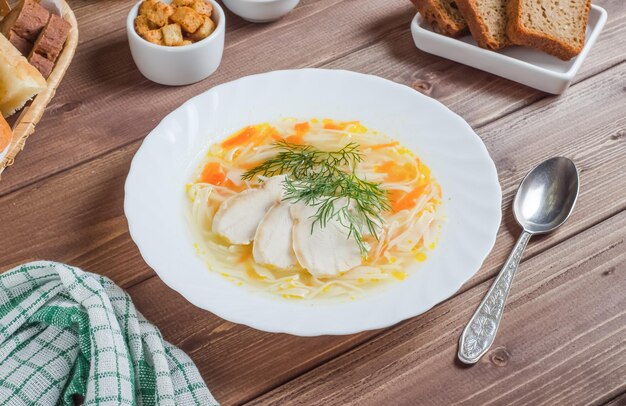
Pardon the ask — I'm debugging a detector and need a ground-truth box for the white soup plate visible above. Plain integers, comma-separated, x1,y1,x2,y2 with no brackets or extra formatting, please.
124,69,502,336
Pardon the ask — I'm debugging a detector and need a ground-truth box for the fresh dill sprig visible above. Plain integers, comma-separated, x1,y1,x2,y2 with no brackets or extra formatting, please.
242,141,390,255
241,141,362,181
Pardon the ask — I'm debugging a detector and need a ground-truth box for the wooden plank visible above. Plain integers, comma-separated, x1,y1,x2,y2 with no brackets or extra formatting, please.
604,392,626,406
0,0,624,195
0,0,413,194
0,61,621,404
250,210,626,406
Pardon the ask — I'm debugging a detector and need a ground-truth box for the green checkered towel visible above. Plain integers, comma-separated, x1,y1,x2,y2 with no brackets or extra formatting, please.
0,261,218,406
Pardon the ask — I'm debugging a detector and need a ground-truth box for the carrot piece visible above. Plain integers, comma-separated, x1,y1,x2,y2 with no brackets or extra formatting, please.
375,161,417,182
294,122,310,135
285,135,304,144
322,119,346,130
200,162,226,185
391,185,427,212
286,121,310,144
221,126,256,149
368,141,400,150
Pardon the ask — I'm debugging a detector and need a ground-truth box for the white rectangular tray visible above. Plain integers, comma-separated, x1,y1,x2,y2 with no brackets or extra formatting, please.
411,5,607,94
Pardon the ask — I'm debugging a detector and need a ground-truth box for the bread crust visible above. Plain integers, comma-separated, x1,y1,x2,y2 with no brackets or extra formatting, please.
455,0,509,50
506,0,590,60
411,0,467,37
0,115,12,153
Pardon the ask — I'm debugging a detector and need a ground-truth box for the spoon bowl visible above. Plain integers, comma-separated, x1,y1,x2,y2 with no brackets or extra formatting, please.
514,157,579,234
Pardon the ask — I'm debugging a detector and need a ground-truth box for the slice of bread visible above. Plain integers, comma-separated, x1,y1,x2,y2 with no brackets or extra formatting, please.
30,13,71,62
28,51,54,78
6,29,32,55
455,0,509,50
0,0,50,41
410,0,467,37
0,33,47,117
507,0,590,60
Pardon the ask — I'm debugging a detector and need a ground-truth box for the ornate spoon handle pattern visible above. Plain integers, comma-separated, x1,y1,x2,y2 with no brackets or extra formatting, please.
458,231,532,364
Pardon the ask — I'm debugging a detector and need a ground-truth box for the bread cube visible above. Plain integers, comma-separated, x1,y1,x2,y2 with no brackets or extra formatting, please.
135,15,159,36
0,0,50,41
31,14,71,62
191,0,212,17
142,29,163,45
172,0,194,6
144,1,174,27
161,23,183,46
169,6,204,33
7,30,33,56
189,16,215,41
28,52,54,78
180,39,193,46
138,0,158,16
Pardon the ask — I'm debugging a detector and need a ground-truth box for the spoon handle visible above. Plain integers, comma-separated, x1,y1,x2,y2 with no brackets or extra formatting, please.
458,231,532,364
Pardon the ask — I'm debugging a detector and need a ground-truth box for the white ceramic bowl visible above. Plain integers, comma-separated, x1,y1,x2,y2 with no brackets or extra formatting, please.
222,0,299,23
126,0,225,86
411,5,607,94
125,69,502,336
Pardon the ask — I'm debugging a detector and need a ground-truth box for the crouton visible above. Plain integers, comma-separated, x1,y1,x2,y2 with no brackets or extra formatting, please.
180,39,193,46
172,0,194,6
142,28,163,44
169,6,204,33
135,15,158,36
191,0,212,17
138,0,158,16
144,1,174,27
161,23,183,46
189,16,215,41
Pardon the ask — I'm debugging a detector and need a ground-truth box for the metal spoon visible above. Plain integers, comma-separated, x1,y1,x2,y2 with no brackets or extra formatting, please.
458,157,580,364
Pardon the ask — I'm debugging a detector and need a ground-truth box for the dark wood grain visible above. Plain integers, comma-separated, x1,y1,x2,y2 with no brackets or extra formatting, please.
605,392,626,406
251,210,626,406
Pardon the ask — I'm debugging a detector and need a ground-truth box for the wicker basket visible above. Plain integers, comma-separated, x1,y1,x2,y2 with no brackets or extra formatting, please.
0,0,78,178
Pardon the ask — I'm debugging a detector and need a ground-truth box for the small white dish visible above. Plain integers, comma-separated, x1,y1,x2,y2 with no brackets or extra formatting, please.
124,69,502,336
222,0,299,23
411,5,607,94
126,0,226,86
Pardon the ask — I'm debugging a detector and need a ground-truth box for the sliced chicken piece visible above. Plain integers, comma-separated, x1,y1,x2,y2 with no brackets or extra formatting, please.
290,201,362,277
212,176,285,244
253,202,298,270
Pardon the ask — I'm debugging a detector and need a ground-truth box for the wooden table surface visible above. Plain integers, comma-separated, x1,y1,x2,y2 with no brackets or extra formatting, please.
1,0,625,404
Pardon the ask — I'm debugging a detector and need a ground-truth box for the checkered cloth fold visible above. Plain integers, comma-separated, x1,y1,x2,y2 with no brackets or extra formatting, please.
0,261,218,406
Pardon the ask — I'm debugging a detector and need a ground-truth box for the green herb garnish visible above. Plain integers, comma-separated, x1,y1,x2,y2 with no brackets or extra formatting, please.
242,141,390,255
